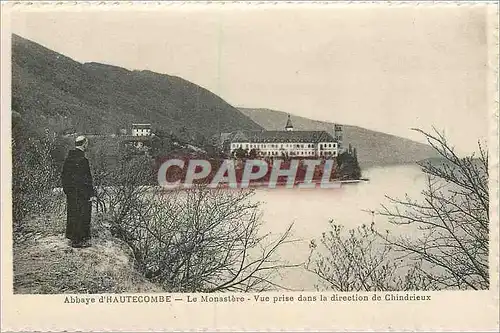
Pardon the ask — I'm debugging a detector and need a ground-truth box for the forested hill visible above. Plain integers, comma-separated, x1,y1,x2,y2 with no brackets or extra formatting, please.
239,107,439,167
11,34,439,167
11,34,263,143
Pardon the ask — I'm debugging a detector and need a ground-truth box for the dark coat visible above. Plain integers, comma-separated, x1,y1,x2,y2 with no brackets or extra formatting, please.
61,149,95,243
61,149,95,199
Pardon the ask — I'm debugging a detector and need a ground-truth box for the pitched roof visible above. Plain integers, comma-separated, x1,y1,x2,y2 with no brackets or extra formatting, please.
132,123,151,129
230,130,336,143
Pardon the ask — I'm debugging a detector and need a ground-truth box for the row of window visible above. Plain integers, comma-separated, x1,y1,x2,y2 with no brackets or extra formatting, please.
319,143,337,149
232,142,337,150
132,129,151,136
258,150,338,157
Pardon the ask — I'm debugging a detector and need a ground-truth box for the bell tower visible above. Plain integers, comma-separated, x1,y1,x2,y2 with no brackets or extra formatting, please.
334,123,343,151
285,114,294,131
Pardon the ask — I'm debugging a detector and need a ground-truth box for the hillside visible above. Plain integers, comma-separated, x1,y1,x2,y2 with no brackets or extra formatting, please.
12,34,438,167
239,108,439,167
13,195,163,294
11,34,263,142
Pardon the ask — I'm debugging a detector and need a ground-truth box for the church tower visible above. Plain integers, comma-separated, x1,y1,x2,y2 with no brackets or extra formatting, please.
285,114,294,131
334,123,343,151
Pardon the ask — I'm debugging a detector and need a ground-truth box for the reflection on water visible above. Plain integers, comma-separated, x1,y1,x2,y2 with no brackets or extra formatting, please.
252,164,428,291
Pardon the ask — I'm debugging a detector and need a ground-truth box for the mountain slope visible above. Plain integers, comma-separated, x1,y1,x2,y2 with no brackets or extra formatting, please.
11,34,263,142
239,108,439,167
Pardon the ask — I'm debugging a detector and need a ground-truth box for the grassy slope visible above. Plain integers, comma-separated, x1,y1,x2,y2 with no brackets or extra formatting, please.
12,34,263,141
239,107,439,168
13,196,162,294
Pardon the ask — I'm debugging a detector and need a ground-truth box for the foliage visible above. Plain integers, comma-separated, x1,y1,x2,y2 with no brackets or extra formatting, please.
249,148,259,159
232,147,249,159
90,150,296,292
12,115,60,230
378,129,489,290
308,129,489,291
336,150,361,180
13,34,263,141
306,221,432,291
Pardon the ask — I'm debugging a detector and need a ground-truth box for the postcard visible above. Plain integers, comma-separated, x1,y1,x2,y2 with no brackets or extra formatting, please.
1,1,499,331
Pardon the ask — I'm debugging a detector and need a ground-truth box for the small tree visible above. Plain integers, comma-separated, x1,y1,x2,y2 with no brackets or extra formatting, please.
305,221,430,291
92,150,298,292
116,186,297,292
379,129,489,290
308,129,489,291
233,147,249,159
249,148,259,159
12,115,60,231
336,151,361,180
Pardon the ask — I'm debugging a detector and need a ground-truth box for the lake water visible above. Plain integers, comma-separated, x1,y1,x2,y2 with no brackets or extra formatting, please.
252,163,428,291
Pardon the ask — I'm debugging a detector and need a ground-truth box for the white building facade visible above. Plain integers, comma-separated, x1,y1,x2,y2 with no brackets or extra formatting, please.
228,116,341,158
132,123,152,137
230,140,338,157
130,123,152,148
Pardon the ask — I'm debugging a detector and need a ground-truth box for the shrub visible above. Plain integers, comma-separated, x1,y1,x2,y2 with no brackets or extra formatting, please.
12,116,59,232
308,129,489,291
91,150,296,292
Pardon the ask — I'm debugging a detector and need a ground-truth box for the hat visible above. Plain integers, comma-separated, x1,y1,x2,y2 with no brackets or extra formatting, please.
75,135,87,144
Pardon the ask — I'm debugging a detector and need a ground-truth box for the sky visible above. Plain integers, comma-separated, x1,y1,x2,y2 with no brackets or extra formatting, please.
9,3,495,155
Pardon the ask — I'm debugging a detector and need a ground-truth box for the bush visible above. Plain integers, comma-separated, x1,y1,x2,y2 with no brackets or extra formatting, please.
308,129,489,291
12,116,60,231
379,129,489,290
336,150,361,180
306,221,434,291
89,149,296,292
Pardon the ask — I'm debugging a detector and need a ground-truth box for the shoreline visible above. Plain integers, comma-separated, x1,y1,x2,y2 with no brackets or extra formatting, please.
52,178,370,193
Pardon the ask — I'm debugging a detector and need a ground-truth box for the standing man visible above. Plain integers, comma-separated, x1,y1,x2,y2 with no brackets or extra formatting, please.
61,135,96,248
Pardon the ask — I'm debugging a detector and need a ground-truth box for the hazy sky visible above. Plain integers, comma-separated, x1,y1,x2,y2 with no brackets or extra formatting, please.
10,4,494,155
